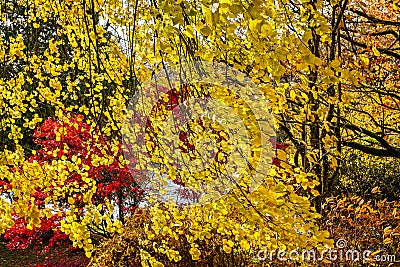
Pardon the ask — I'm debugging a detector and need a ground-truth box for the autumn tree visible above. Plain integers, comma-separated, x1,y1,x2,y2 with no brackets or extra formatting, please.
0,0,139,257
259,0,400,212
5,0,400,265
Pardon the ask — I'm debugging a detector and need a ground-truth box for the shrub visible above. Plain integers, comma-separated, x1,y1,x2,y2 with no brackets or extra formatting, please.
334,154,400,201
2,113,144,256
321,196,400,266
90,209,256,267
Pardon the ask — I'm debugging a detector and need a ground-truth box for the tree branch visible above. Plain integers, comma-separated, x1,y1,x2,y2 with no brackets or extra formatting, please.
343,141,400,158
349,8,400,26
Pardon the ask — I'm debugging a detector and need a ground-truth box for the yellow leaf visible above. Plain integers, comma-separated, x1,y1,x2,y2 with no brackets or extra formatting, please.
302,30,312,42
260,24,273,38
296,62,308,71
249,19,262,33
290,90,296,100
332,157,337,168
68,197,75,204
325,68,335,77
310,189,320,196
314,57,323,66
371,186,380,194
240,239,250,250
183,26,195,39
200,25,212,36
301,92,309,101
324,122,330,132
372,47,380,56
277,150,286,160
189,247,201,260
360,54,370,65
330,59,340,68
223,245,232,253
202,6,213,26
